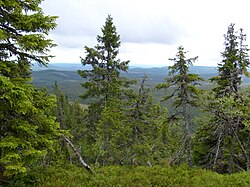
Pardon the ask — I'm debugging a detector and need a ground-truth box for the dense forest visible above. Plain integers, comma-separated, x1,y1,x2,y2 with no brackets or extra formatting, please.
2,0,250,186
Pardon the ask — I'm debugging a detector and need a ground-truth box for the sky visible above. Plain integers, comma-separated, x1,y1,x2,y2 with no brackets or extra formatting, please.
41,0,250,67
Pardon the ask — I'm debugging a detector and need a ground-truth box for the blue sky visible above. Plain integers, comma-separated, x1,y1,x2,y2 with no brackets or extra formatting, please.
41,0,250,67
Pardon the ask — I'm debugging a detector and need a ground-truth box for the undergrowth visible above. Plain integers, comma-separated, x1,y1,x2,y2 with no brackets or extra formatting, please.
9,165,250,187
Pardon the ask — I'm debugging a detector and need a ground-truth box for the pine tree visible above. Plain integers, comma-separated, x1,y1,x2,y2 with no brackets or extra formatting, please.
0,0,58,178
156,46,203,167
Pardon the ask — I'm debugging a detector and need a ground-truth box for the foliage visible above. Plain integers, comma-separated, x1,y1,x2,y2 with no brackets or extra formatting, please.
0,0,57,68
0,0,58,179
47,82,88,165
94,99,131,166
11,165,250,187
0,77,59,177
193,91,250,173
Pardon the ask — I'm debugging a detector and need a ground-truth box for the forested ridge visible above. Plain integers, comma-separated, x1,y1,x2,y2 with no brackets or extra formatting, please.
2,1,250,186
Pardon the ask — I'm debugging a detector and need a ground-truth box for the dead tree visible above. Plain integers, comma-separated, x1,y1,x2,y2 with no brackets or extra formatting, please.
62,135,93,173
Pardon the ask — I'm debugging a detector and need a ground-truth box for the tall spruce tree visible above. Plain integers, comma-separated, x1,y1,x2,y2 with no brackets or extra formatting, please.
78,15,131,106
77,15,134,162
211,24,250,97
78,15,131,122
194,24,250,173
212,24,250,173
157,46,203,167
0,0,59,179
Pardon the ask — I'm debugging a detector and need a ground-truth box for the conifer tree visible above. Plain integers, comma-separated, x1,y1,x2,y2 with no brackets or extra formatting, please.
94,98,130,165
126,75,169,165
78,15,134,161
78,15,131,106
212,24,250,173
0,0,58,178
211,24,250,97
157,46,203,167
194,24,250,173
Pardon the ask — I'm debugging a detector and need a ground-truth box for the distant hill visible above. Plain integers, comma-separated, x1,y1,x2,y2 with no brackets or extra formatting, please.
32,63,218,75
32,63,218,82
31,63,250,102
124,66,218,83
32,63,90,71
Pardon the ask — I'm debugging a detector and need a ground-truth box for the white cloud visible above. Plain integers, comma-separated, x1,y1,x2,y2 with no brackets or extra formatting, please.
41,0,250,67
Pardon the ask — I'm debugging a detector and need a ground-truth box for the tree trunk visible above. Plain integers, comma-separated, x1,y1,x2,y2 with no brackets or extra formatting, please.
247,133,250,170
228,116,239,174
228,135,236,174
183,103,192,167
62,135,93,173
230,123,250,171
170,135,186,165
214,132,222,166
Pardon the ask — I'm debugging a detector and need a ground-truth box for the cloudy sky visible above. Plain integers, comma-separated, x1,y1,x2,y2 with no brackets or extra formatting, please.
41,0,250,67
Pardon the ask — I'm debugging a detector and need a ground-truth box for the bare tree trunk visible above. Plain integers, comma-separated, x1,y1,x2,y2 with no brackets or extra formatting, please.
228,135,236,174
230,124,250,171
185,121,192,167
247,133,250,170
170,135,186,165
62,135,93,173
228,117,239,174
184,103,192,168
214,132,222,167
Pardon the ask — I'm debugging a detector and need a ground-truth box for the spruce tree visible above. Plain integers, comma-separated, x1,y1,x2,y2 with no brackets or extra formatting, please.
78,15,131,106
0,0,58,178
157,46,203,167
94,98,130,165
126,75,169,165
212,24,250,173
194,24,250,173
78,15,134,164
194,93,250,173
211,23,250,97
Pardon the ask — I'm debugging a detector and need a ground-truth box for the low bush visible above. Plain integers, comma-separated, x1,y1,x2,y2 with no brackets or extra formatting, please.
9,165,250,187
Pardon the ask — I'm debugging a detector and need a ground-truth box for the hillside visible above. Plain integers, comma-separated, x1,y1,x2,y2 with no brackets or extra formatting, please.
31,64,250,102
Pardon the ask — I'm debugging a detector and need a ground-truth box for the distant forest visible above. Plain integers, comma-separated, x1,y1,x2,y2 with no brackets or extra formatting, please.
31,65,250,103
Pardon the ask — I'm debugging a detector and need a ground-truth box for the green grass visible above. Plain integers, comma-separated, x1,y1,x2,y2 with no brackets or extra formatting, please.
12,165,250,187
